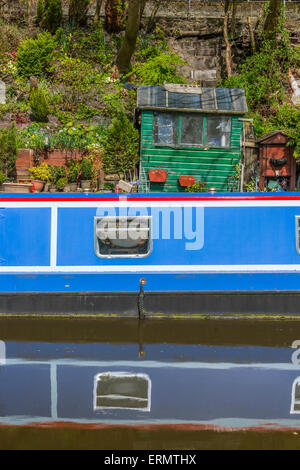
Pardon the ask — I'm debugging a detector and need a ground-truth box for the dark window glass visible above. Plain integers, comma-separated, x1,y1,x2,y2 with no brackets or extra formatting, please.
180,114,203,146
206,116,231,148
153,112,178,145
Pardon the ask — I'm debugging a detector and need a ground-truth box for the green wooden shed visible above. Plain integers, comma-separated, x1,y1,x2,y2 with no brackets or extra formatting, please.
136,84,248,192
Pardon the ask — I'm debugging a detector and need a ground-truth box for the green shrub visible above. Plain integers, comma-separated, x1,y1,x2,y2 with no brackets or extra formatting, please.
54,56,95,105
132,52,187,86
50,165,66,184
28,163,52,181
185,181,207,193
67,159,80,183
0,170,6,185
80,157,92,180
0,123,18,177
41,0,62,34
30,88,50,122
56,176,67,190
17,32,57,78
36,0,45,25
102,113,139,175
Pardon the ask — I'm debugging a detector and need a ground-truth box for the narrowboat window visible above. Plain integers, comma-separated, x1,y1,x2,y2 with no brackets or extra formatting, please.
94,216,152,258
94,373,151,411
290,377,300,413
206,116,231,148
180,113,204,146
295,217,300,255
153,112,178,145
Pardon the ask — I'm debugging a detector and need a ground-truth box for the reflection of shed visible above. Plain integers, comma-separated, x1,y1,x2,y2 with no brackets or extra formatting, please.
258,131,296,191
136,84,248,192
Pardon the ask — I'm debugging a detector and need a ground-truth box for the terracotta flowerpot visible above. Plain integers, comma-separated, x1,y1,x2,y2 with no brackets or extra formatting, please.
178,175,195,187
148,169,167,183
31,180,45,192
3,183,32,193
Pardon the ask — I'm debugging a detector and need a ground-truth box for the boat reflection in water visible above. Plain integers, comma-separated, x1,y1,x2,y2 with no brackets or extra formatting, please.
1,318,300,432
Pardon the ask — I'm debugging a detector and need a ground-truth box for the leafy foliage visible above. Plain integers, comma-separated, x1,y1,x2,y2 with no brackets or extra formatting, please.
69,0,90,27
56,176,68,190
185,181,208,193
17,33,57,78
0,170,6,185
102,113,139,175
41,0,63,34
67,159,80,183
30,88,50,122
28,163,52,181
132,52,187,86
0,123,18,177
80,157,92,180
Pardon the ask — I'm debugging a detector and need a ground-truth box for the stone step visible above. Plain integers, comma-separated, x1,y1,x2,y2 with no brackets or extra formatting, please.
191,69,218,81
192,56,217,69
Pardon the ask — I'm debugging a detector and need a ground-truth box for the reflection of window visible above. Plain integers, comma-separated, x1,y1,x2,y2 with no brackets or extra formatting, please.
296,217,300,255
290,377,300,414
94,373,151,411
181,114,203,146
153,112,178,145
94,216,152,258
206,116,231,148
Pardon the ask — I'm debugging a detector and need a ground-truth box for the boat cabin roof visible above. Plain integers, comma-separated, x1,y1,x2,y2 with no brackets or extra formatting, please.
137,84,248,115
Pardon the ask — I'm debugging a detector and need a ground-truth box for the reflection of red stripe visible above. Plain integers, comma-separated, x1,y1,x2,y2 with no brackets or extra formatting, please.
1,195,300,202
0,421,298,433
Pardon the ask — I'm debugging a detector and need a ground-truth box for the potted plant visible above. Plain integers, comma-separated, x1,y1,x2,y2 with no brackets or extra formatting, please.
56,177,68,192
28,163,51,192
49,165,67,192
80,157,92,190
67,159,79,192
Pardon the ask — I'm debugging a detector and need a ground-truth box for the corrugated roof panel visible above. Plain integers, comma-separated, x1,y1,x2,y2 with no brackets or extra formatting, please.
137,85,248,113
229,88,248,113
201,88,216,110
138,86,166,107
216,88,231,110
168,92,201,109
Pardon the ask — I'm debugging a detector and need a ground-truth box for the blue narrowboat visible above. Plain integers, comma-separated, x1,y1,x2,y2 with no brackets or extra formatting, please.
1,191,300,316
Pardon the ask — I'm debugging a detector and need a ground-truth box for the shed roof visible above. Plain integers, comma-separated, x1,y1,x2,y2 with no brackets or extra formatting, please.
137,84,248,114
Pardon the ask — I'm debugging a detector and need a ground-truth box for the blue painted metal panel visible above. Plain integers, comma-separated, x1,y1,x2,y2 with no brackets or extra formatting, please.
0,208,51,266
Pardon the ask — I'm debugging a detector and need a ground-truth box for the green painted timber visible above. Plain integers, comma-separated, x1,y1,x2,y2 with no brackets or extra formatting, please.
139,110,243,192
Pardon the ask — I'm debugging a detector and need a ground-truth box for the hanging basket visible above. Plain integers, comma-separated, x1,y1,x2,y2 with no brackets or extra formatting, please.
148,169,167,183
179,175,195,187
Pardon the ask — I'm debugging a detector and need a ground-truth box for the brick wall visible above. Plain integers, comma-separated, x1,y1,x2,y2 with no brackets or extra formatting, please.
16,148,86,179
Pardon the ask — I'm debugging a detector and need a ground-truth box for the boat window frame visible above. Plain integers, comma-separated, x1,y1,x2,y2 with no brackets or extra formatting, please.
94,215,153,259
295,216,300,255
93,372,151,412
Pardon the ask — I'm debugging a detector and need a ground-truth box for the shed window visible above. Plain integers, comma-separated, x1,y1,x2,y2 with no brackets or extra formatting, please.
94,216,152,258
153,112,178,145
180,113,203,146
94,373,151,411
296,217,300,254
206,116,231,148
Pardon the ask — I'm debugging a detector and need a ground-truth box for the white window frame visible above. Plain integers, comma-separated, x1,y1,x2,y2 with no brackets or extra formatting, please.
94,216,153,259
93,372,151,412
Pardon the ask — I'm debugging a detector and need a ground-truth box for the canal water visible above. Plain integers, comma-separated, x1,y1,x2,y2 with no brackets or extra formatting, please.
1,317,300,450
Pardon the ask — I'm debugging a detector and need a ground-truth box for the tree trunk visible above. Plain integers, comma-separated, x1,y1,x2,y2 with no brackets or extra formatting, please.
105,0,126,33
247,16,256,53
263,0,282,38
116,0,141,74
230,0,237,36
95,0,103,20
224,2,232,78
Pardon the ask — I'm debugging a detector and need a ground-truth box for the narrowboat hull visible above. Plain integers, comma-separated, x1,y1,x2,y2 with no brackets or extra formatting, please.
1,192,300,317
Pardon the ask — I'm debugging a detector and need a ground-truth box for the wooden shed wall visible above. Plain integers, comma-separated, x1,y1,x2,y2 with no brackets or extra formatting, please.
140,111,243,192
